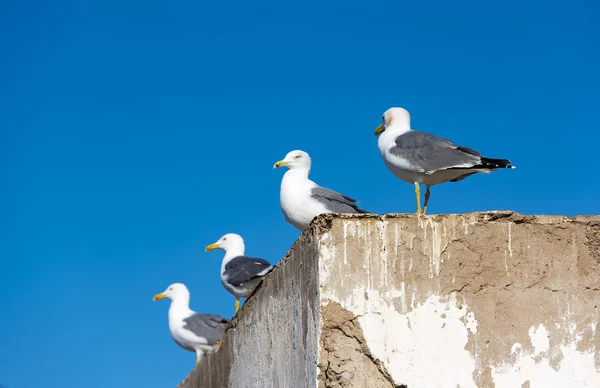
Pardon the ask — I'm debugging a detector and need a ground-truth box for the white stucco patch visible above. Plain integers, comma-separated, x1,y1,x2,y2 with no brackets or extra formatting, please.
357,294,478,387
465,311,478,334
529,324,550,355
491,323,600,387
320,267,480,388
511,343,522,354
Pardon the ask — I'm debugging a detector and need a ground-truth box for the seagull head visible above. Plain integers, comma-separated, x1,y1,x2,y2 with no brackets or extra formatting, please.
153,282,190,302
374,107,411,136
205,233,245,255
273,150,312,170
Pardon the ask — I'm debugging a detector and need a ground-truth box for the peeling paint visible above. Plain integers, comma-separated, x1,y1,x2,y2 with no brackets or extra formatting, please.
355,293,479,388
491,324,600,387
511,343,522,354
466,311,478,334
529,324,550,355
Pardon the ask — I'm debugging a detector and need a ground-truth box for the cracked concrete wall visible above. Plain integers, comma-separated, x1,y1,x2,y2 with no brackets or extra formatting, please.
318,302,399,388
316,212,600,387
179,212,600,388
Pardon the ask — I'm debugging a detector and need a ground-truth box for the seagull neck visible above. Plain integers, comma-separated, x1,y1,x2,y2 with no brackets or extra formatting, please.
386,126,411,136
169,296,192,317
222,243,245,265
284,168,310,180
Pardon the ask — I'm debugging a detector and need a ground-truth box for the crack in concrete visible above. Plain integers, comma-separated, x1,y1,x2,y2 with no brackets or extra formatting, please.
319,301,406,388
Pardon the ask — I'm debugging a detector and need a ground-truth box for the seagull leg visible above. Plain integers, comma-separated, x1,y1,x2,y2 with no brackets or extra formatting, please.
195,350,203,365
235,299,240,313
423,186,431,215
414,182,422,214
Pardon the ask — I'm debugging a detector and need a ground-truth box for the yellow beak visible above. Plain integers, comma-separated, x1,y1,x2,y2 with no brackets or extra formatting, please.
205,243,220,252
273,160,289,169
153,293,166,301
374,124,385,136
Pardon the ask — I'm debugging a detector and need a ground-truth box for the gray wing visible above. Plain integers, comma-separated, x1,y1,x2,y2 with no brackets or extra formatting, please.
225,256,273,286
182,314,228,345
390,131,483,174
311,186,369,214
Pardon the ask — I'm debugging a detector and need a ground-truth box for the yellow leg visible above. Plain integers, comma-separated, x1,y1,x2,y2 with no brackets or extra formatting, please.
423,186,431,215
235,299,240,313
196,356,201,365
414,182,422,214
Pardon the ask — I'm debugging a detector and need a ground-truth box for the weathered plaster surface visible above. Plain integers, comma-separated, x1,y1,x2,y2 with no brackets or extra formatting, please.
490,323,600,387
315,212,600,387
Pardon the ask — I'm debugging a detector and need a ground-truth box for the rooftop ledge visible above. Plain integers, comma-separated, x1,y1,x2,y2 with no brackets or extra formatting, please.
179,211,600,388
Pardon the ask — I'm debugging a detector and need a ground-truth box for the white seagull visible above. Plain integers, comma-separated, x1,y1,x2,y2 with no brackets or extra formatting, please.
375,107,514,214
273,150,368,231
205,233,273,313
153,283,228,365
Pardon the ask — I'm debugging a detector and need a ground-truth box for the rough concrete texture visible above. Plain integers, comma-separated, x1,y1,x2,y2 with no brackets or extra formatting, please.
318,302,398,388
179,212,600,388
179,233,320,388
317,212,600,388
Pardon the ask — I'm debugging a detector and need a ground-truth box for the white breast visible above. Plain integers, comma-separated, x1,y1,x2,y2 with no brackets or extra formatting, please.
169,319,194,352
221,275,263,298
168,309,209,352
280,171,329,230
378,129,428,184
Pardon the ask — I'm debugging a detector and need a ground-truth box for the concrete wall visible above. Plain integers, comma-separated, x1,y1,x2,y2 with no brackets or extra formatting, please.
178,232,320,388
180,212,600,388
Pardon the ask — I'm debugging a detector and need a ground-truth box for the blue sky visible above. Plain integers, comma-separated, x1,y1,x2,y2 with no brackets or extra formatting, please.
1,0,598,387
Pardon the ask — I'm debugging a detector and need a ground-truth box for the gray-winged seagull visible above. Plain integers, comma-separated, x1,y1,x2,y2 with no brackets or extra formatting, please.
273,150,368,231
374,107,514,214
205,233,273,313
153,283,228,364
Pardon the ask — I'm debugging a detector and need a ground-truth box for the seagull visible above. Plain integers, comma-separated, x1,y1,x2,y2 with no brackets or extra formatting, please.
153,283,228,365
273,150,368,231
374,107,514,214
205,233,273,313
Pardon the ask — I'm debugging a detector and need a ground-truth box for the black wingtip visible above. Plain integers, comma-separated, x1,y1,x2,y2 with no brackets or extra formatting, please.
480,157,514,169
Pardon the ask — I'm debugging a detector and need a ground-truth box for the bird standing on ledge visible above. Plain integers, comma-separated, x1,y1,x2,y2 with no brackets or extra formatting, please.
374,107,514,214
153,283,228,365
274,149,368,231
205,233,273,313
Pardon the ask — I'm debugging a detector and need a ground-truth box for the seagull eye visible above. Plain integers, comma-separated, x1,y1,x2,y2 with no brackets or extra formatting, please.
223,237,227,241
294,155,301,159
